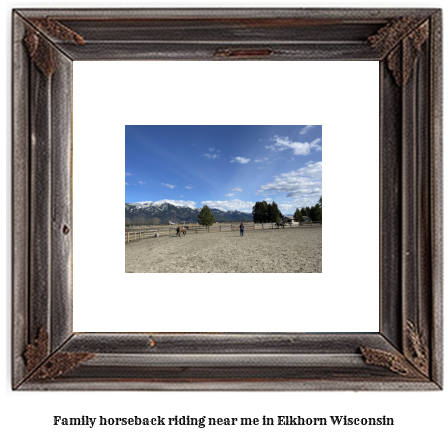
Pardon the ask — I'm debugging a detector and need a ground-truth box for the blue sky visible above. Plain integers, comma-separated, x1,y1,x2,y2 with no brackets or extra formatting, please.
125,125,322,215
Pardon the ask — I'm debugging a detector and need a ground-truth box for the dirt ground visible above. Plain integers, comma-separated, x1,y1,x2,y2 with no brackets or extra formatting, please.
125,227,322,273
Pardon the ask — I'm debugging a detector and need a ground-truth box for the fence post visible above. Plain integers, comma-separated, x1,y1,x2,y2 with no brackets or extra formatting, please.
127,232,129,243
220,226,221,232
262,223,264,229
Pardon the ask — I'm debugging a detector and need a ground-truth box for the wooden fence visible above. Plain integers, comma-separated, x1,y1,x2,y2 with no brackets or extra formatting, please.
125,222,322,243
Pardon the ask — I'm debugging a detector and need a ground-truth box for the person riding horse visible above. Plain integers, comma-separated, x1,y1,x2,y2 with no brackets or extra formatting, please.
176,225,187,237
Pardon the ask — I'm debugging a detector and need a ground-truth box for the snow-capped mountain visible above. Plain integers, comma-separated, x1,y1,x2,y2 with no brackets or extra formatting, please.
125,201,253,224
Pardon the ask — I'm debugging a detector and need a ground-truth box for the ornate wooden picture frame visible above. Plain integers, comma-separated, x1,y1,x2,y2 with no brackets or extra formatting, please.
12,8,442,390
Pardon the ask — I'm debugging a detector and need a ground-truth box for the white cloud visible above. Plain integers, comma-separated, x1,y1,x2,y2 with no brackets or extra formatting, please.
185,185,195,189
257,167,264,170
230,157,251,164
231,187,243,192
125,182,129,185
255,157,268,163
299,125,315,135
278,203,304,214
267,136,322,156
225,193,235,197
257,161,322,204
203,153,220,160
125,172,132,176
179,195,185,198
209,148,221,153
278,161,322,179
310,138,322,151
161,183,176,189
138,181,146,185
263,198,272,202
201,199,255,211
265,144,288,152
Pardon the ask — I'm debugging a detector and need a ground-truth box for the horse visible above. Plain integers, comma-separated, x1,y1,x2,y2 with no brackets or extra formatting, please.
176,226,186,237
275,221,285,229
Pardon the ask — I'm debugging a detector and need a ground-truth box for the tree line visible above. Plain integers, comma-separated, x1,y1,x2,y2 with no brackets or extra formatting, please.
252,201,283,223
293,197,322,222
252,197,322,223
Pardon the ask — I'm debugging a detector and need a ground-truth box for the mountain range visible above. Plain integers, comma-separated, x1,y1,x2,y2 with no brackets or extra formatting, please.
125,201,253,224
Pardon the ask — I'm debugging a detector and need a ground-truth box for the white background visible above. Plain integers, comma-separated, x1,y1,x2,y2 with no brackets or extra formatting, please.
73,60,379,333
3,1,446,438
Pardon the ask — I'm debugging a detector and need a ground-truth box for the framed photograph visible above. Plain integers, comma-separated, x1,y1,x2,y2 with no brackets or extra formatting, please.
12,8,442,390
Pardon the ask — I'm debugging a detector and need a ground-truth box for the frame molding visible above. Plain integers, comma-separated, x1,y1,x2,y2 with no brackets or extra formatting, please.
12,8,442,390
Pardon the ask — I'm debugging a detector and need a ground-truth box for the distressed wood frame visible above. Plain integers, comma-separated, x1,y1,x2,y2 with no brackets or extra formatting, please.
12,8,442,390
